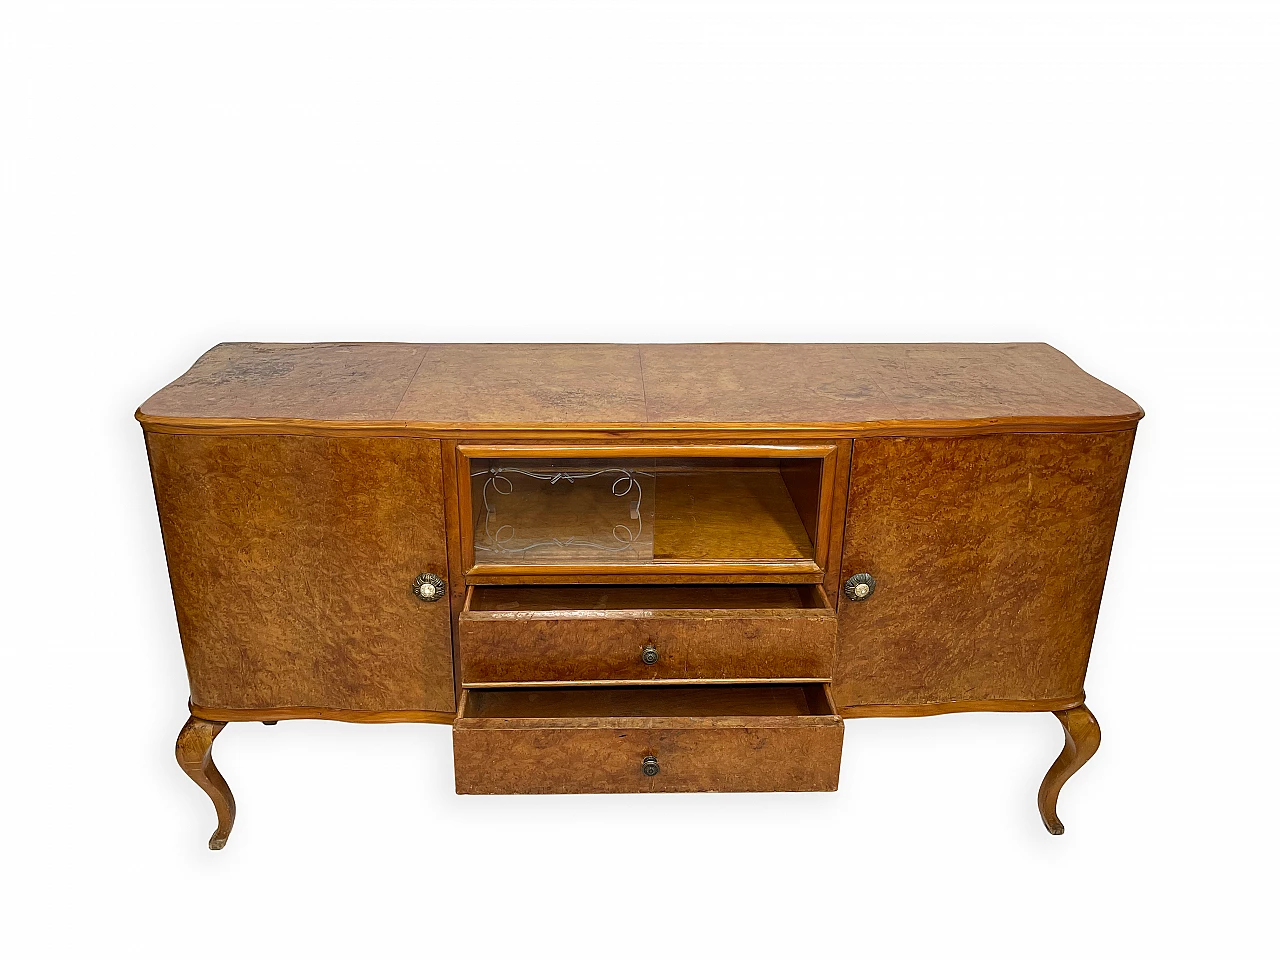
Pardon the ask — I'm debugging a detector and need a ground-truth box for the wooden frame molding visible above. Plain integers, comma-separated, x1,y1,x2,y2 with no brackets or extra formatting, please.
840,695,1086,719
137,412,1143,440
456,442,841,580
189,702,456,725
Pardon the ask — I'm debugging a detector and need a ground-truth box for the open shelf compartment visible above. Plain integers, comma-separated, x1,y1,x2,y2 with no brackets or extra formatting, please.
458,444,839,576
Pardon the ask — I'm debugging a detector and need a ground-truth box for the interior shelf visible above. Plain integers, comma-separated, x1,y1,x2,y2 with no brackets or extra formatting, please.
651,468,812,561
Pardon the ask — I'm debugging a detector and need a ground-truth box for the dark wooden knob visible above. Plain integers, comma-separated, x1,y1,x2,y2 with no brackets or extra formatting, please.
413,573,445,602
844,573,876,601
641,644,659,665
641,756,660,777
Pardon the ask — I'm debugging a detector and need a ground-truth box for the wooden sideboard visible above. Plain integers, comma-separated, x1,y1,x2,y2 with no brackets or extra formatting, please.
139,342,1140,847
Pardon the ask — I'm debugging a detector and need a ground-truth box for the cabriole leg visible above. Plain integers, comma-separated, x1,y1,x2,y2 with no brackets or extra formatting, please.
1038,705,1101,835
175,715,236,850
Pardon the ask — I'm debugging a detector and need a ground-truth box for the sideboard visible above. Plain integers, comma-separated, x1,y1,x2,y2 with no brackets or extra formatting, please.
139,342,1140,847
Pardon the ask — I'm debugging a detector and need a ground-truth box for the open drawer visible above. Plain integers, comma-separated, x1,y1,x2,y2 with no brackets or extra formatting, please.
457,584,837,685
453,683,843,794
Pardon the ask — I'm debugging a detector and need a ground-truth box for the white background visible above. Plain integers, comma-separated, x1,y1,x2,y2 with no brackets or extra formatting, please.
2,2,1276,957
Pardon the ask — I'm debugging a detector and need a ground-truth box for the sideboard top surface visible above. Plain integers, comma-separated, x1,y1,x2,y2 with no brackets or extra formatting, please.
138,342,1142,435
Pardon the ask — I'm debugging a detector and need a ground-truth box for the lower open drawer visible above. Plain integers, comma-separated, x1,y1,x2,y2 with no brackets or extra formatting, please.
453,683,844,794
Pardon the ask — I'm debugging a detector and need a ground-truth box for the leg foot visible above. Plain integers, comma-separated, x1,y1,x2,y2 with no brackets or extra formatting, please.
262,720,278,725
1038,705,1101,835
176,715,236,850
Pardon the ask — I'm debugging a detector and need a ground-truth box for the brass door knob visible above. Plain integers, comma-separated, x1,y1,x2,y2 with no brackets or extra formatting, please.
641,756,660,777
641,644,659,665
413,572,446,602
844,573,876,601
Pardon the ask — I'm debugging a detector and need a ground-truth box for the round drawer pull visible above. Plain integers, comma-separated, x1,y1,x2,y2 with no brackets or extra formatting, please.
641,756,660,777
413,572,446,602
641,643,659,665
844,573,876,602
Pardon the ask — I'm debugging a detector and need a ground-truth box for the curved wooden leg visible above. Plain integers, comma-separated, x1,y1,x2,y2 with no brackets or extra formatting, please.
1038,705,1101,835
176,715,236,850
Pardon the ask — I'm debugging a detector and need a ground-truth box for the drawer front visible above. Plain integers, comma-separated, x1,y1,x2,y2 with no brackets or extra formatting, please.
460,612,835,683
453,685,843,794
458,585,836,684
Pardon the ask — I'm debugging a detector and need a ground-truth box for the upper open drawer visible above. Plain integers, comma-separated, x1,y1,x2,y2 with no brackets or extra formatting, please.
456,444,841,580
458,583,836,685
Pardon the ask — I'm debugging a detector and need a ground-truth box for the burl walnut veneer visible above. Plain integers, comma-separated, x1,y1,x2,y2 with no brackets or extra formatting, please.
139,342,1140,847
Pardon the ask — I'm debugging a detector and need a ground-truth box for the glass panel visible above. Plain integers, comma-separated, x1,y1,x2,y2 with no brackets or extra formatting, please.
469,456,822,566
471,458,657,563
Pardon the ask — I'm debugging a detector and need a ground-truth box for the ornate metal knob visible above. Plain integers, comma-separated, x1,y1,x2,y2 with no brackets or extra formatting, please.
641,644,659,665
844,573,876,602
641,756,660,777
413,572,446,602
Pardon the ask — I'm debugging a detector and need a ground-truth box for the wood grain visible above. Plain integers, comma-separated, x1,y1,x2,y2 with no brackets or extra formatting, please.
139,342,1142,432
652,468,814,561
640,342,1141,424
840,695,1084,719
136,417,1141,439
822,440,853,600
454,726,843,794
440,439,468,705
453,685,843,794
459,585,836,684
175,716,235,850
1038,704,1102,835
146,434,455,713
832,430,1135,708
397,343,648,423
140,342,428,421
189,703,455,724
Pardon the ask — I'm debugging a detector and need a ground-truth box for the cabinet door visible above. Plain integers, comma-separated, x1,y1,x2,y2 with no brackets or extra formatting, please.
833,431,1135,709
146,434,455,714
